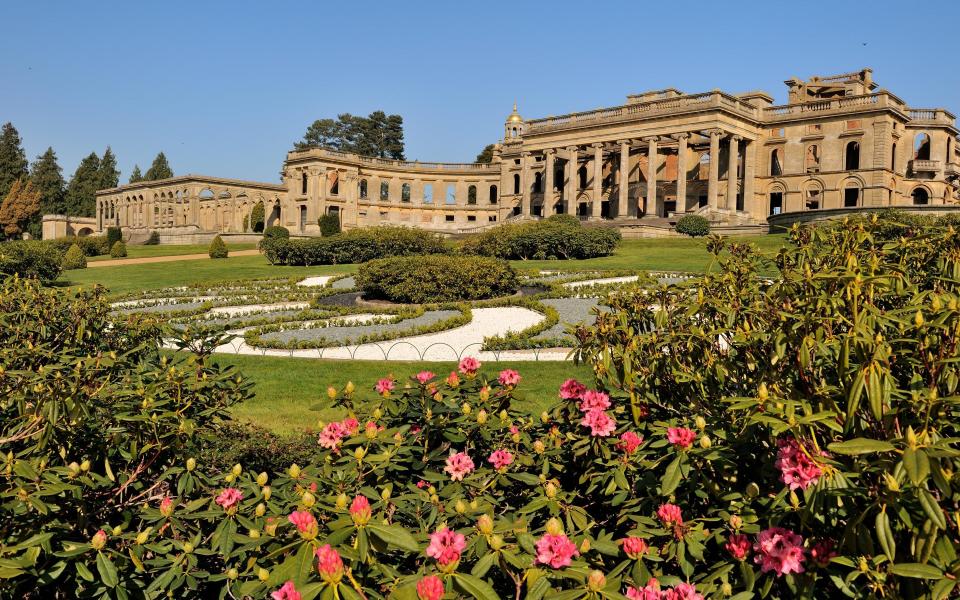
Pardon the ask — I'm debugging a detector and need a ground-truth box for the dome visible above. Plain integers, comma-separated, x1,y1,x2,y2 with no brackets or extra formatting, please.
506,103,523,123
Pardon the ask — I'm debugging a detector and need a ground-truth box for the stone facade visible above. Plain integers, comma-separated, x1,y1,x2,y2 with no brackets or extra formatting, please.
75,69,959,240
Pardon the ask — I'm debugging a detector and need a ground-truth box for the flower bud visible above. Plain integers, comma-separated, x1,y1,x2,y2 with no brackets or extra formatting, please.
336,493,348,510
462,402,471,415
430,494,439,504
345,381,355,395
545,518,564,536
489,534,504,550
373,407,383,419
327,386,337,400
231,463,242,477
186,457,196,472
789,490,800,509
915,310,924,327
256,472,268,486
302,491,316,508
587,570,605,592
746,482,760,498
354,447,366,461
381,487,392,502
135,530,150,545
699,435,712,449
476,409,488,425
224,473,235,483
758,383,768,402
541,411,550,423
477,514,494,535
262,486,272,501
112,525,123,536
249,528,260,539
80,459,91,473
479,386,490,401
906,426,918,449
695,416,706,430
859,557,869,572
533,440,545,454
255,503,266,517
183,541,194,554
258,567,270,582
455,500,467,514
68,462,81,478
545,482,558,499
227,568,238,580
721,582,733,596
288,464,301,479
499,410,509,421
579,538,591,553
729,515,742,530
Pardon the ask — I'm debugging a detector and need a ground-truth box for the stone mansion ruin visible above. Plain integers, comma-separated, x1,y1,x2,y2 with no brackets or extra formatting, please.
44,69,960,240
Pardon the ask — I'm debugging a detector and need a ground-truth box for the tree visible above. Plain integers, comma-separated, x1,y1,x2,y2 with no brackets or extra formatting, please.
144,152,173,181
0,178,42,237
250,201,265,233
475,144,495,164
128,164,143,183
383,114,405,160
296,112,405,159
0,123,28,202
97,147,120,190
64,152,101,217
30,148,66,216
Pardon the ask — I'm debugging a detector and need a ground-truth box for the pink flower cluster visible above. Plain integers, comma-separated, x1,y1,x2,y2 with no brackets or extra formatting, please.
725,534,751,560
626,580,703,600
559,378,587,400
775,436,823,491
318,417,360,450
444,451,475,481
754,527,805,576
458,356,480,376
621,536,648,559
272,581,301,600
498,369,521,387
618,431,643,454
426,527,466,565
375,377,395,396
288,511,318,538
417,575,445,600
666,427,696,450
562,380,617,437
657,503,683,527
350,494,372,525
535,533,579,568
215,488,243,510
315,544,344,583
488,449,514,470
416,371,435,384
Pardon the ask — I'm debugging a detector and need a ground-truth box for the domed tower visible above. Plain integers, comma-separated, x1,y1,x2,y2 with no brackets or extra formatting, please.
504,103,525,141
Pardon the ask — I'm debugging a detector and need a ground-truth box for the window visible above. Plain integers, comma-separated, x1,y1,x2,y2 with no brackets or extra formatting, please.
299,205,307,231
891,143,897,171
805,145,820,173
489,215,497,222
467,185,477,205
770,149,782,176
534,172,543,193
912,187,929,205
301,172,308,195
554,168,564,190
698,194,707,208
806,189,821,210
445,215,455,222
423,183,433,203
467,215,477,222
358,179,368,199
380,181,389,201
845,141,860,170
489,185,498,204
914,133,931,160
445,184,456,205
578,165,587,189
807,124,822,134
512,174,520,194
330,172,339,196
769,192,783,215
698,152,710,180
401,183,411,202
844,186,860,207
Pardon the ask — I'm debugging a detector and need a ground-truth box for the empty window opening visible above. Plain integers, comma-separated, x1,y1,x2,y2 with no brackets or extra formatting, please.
423,183,433,204
844,186,860,207
912,187,929,205
445,184,456,205
914,133,931,160
301,172,308,195
845,141,860,170
769,192,783,215
380,181,389,201
578,165,587,189
467,185,477,205
489,185,498,204
805,145,820,173
358,179,368,199
770,149,782,176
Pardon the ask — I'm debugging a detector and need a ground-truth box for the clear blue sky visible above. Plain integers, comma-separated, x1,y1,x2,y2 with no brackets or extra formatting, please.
3,0,958,184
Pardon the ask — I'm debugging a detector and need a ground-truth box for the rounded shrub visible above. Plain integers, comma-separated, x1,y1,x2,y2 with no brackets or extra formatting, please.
0,240,63,283
460,219,620,260
356,254,517,303
61,243,87,270
208,235,228,259
318,213,341,237
145,231,160,245
109,240,127,258
674,214,710,237
106,226,122,248
545,213,581,227
262,225,290,241
261,226,448,266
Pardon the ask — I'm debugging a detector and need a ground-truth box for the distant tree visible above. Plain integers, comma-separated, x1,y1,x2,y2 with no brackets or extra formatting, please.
145,152,173,181
0,123,28,202
64,152,101,217
0,178,42,237
475,144,495,164
250,201,265,233
129,164,143,183
97,147,120,190
296,112,405,159
383,114,405,160
30,147,66,216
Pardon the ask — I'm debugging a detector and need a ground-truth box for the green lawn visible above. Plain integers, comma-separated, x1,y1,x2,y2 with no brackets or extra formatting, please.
88,242,257,261
214,355,593,433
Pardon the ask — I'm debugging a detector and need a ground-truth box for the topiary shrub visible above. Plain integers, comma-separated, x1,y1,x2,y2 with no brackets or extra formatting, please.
145,231,160,245
0,240,63,283
261,226,449,266
262,225,290,241
356,254,517,303
61,243,87,270
48,235,110,256
318,213,341,237
109,240,127,258
106,226,122,248
674,214,710,237
545,213,581,227
250,201,265,233
208,235,228,259
460,219,620,260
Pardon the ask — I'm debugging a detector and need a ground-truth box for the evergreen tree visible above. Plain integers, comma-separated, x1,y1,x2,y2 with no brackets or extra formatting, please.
383,114,405,160
144,152,173,181
0,122,28,202
30,147,66,216
296,111,405,159
475,144,496,164
98,147,120,190
129,165,143,183
0,178,41,237
64,152,101,217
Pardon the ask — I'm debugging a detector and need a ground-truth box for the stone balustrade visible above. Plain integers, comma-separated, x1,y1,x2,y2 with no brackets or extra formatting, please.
289,147,496,172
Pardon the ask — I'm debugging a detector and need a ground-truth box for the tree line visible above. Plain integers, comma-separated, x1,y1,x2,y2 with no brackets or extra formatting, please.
0,122,174,239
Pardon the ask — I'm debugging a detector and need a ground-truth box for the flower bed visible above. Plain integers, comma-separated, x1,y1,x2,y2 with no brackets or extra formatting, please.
356,255,518,304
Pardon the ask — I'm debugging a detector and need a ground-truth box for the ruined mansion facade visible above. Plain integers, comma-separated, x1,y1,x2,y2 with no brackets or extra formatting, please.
47,69,960,240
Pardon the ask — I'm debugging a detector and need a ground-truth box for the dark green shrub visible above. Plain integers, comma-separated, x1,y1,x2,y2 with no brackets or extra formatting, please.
250,201,265,233
262,225,290,241
261,226,449,266
208,235,228,259
109,240,127,258
106,226,122,247
0,240,63,283
356,254,517,303
460,219,620,260
61,243,87,270
242,214,250,232
545,213,581,227
48,235,110,256
318,213,341,237
198,422,322,475
674,214,710,237
145,231,160,245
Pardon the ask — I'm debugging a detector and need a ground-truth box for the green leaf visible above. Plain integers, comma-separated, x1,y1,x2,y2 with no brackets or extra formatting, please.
890,563,943,579
876,510,896,562
96,552,119,588
454,573,500,600
366,523,419,552
903,448,931,486
660,455,682,496
827,438,895,455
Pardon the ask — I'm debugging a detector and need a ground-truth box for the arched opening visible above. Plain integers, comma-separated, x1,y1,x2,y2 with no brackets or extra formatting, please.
891,143,897,171
512,174,520,195
845,141,860,171
912,187,929,205
467,185,477,205
358,179,368,199
299,205,307,232
770,149,782,176
533,172,542,193
380,181,389,201
199,188,215,200
698,152,710,180
554,167,563,191
77,227,94,237
768,188,783,216
423,183,433,204
445,184,456,205
914,133,931,160
578,165,587,189
489,185,498,204
301,172,308,195
844,184,861,207
805,145,820,173
329,172,339,196
804,181,823,210
266,202,281,227
401,183,411,203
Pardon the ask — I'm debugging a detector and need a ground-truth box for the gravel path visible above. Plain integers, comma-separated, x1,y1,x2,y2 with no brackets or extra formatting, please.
257,310,459,345
563,275,640,288
209,302,311,317
88,249,261,268
331,277,356,289
297,275,339,287
532,298,601,341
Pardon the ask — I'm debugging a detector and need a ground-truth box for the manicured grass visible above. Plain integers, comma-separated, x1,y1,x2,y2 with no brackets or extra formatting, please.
213,354,593,433
88,242,257,261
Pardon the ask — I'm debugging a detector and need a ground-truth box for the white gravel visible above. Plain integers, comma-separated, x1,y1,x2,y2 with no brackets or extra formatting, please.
208,302,311,317
563,275,639,288
111,295,220,308
297,276,339,287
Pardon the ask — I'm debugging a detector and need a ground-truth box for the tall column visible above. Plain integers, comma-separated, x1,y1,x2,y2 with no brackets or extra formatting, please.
675,133,689,212
644,136,658,217
726,135,741,210
591,143,603,219
521,152,531,216
618,140,630,218
565,146,577,215
742,139,755,215
708,130,721,210
544,149,555,217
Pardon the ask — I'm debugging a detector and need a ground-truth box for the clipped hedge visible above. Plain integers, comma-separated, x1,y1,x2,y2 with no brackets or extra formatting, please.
47,235,111,257
460,218,620,260
356,255,518,303
0,240,63,283
110,240,127,258
61,243,87,270
209,235,229,259
262,225,290,241
674,214,710,237
261,226,449,266
318,213,341,237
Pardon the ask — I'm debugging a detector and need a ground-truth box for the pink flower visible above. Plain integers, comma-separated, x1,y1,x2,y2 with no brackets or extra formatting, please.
417,575,445,600
498,369,521,387
318,421,348,450
809,539,837,568
445,371,460,387
775,437,823,491
666,427,696,449
315,544,344,583
215,488,243,510
416,480,427,489
458,356,481,376
665,583,704,600
626,579,661,600
580,409,616,437
657,503,683,527
535,533,579,568
416,371,435,384
159,495,174,517
288,511,318,538
350,495,371,525
559,378,587,400
375,377,395,395
444,451,475,481
488,449,514,470
579,390,611,413
342,418,359,434
618,431,643,454
426,527,467,565
754,527,805,576
621,536,648,559
272,581,301,600
90,529,108,550
725,534,751,560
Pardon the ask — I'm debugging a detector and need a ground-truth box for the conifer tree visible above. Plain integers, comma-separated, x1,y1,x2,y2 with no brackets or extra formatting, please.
64,152,101,217
98,147,120,190
0,123,28,201
129,165,143,183
30,147,66,216
0,178,42,237
144,152,173,181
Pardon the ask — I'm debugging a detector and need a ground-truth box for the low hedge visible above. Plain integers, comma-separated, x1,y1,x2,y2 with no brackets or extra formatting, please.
261,226,449,266
110,240,127,258
0,240,63,283
459,217,620,260
47,235,111,257
674,214,710,237
357,255,518,303
61,243,87,270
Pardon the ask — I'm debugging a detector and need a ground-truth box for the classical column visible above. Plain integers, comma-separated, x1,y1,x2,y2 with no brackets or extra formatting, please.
726,135,741,210
520,152,531,216
742,139,755,214
644,136,658,217
675,133,689,212
591,143,603,219
618,140,630,218
544,149,555,217
708,130,721,210
565,146,577,215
